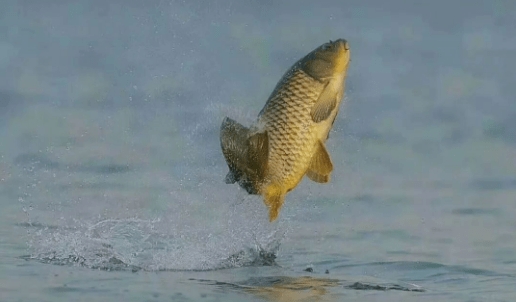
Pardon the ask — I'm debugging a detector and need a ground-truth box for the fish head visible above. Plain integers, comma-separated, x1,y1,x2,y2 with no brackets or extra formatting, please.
301,39,350,81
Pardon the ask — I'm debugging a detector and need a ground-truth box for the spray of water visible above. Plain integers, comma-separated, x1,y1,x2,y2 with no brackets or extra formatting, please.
27,192,290,271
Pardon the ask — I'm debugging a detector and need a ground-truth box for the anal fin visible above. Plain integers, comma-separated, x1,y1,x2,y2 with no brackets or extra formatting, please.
306,140,333,183
262,182,285,222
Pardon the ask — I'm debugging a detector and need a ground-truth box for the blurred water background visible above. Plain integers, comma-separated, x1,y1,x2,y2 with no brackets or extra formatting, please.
1,0,516,301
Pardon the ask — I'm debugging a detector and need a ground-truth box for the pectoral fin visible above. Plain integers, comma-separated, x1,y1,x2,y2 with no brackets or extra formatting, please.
306,140,333,183
311,82,337,123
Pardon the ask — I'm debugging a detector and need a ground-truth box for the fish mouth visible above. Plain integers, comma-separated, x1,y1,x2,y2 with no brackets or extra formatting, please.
320,39,350,63
328,39,349,51
322,39,349,52
336,39,350,51
331,39,350,76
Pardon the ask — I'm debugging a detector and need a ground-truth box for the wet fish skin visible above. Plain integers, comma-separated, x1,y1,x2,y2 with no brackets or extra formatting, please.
220,39,351,221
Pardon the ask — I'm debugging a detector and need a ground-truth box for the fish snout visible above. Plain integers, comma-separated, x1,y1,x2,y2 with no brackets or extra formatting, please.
331,39,350,76
334,39,349,51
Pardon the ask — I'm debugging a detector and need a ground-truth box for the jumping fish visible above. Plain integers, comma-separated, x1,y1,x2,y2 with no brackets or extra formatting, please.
220,39,351,221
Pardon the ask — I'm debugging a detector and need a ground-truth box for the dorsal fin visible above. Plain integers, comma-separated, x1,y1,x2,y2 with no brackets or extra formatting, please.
306,140,333,183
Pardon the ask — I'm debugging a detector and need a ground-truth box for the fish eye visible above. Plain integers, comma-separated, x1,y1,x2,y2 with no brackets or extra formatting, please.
322,43,332,50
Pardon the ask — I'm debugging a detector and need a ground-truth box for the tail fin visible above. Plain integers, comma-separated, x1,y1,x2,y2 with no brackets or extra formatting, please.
263,182,286,222
220,117,269,195
220,117,249,184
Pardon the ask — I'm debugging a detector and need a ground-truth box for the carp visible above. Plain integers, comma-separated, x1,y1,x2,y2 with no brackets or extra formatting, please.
220,39,350,221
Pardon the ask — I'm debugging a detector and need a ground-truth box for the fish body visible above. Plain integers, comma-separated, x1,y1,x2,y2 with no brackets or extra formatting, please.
221,39,350,221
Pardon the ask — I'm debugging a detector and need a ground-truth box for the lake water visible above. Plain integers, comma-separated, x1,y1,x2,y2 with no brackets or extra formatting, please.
1,1,516,301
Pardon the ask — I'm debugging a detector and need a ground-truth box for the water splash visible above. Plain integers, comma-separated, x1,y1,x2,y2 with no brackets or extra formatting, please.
25,194,289,271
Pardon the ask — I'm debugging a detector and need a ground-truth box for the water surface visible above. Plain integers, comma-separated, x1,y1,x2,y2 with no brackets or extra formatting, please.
1,1,516,301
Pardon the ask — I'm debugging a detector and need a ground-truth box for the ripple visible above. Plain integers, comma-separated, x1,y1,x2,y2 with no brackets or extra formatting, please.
470,178,516,191
20,254,141,272
15,222,60,230
451,208,501,216
345,281,424,292
334,261,505,277
193,276,343,301
14,152,132,175
193,275,425,301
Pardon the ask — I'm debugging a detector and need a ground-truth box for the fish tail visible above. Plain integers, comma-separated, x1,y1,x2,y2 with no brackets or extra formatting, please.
220,117,269,195
220,117,249,184
262,182,285,222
